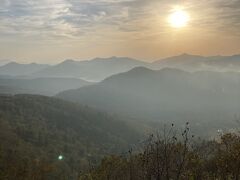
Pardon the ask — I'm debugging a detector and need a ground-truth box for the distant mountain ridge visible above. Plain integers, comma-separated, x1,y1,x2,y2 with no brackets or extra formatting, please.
57,67,240,136
0,62,50,76
153,54,207,66
33,56,148,81
154,54,240,71
0,59,10,66
1,54,240,81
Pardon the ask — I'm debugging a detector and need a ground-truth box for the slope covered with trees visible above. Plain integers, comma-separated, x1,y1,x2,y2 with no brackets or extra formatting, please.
83,124,240,180
0,77,92,96
0,95,141,179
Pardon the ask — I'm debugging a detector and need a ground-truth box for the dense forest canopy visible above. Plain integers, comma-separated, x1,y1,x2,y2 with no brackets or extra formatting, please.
0,95,141,179
83,124,240,180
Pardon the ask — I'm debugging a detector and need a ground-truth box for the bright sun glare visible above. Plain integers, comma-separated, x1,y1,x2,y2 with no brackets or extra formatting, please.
168,9,190,28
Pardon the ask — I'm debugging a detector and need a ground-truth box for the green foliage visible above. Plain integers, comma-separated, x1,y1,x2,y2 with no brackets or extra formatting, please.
2,94,240,179
0,95,141,179
85,125,240,180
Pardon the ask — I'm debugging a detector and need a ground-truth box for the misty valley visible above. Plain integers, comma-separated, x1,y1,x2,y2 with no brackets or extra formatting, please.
2,0,240,178
0,55,240,179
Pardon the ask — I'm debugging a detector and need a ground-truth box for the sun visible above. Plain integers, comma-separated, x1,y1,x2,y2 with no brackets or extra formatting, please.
168,9,190,28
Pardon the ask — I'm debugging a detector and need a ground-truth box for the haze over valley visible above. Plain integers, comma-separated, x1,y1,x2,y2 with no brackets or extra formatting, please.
1,54,240,136
1,0,240,179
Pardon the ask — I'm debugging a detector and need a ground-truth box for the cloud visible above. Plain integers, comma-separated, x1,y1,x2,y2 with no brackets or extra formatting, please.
185,0,240,36
0,0,240,42
0,0,131,39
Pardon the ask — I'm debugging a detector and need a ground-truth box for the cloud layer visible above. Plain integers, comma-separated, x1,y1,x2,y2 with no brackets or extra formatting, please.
0,0,240,62
1,0,239,38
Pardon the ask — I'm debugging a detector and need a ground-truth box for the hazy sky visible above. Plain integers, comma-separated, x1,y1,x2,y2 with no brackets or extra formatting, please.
0,0,240,63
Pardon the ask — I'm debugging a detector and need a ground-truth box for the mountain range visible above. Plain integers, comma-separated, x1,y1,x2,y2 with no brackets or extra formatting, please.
0,59,10,66
57,67,240,136
154,54,240,71
0,62,50,76
1,54,240,178
32,57,148,81
1,54,240,82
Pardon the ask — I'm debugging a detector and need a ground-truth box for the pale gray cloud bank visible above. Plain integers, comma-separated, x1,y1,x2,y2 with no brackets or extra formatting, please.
0,0,240,62
1,0,239,38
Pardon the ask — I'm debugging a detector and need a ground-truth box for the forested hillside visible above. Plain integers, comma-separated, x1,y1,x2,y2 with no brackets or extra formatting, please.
0,95,141,179
0,77,91,96
83,124,240,180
